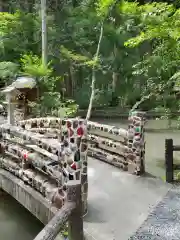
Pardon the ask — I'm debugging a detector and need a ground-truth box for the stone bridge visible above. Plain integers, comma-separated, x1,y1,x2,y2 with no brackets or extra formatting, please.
0,113,172,240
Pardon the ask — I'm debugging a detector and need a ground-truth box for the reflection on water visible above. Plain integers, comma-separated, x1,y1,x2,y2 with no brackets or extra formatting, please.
0,193,43,240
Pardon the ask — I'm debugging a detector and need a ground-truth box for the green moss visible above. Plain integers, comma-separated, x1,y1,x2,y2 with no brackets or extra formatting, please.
156,158,180,181
156,158,180,169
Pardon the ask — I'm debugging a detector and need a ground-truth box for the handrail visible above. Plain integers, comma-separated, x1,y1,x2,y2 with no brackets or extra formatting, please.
16,113,145,175
34,202,75,240
34,180,84,240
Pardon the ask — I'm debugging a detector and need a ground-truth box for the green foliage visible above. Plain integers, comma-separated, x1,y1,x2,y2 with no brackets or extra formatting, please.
0,11,37,60
29,96,78,118
60,46,97,67
171,71,180,90
96,0,116,18
122,1,180,111
20,54,52,78
1,0,180,115
0,62,19,81
124,2,176,47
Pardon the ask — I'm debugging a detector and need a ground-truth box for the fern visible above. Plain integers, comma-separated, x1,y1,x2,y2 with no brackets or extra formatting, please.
20,53,52,78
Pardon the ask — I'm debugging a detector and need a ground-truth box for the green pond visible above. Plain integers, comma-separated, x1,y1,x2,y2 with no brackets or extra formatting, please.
0,193,43,240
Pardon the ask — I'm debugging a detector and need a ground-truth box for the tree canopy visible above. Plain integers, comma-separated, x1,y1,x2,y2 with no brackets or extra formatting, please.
0,0,180,116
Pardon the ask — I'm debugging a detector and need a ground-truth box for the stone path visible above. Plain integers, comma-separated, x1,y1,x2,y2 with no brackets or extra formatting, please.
84,157,170,240
130,186,180,240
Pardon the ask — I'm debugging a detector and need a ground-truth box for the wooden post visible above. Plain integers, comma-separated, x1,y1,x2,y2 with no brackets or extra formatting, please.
67,180,84,240
165,139,174,183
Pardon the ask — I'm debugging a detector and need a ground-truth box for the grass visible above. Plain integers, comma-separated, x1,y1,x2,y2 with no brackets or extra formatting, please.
156,157,180,181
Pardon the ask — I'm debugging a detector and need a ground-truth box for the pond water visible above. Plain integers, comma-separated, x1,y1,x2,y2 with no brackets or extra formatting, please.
0,193,43,240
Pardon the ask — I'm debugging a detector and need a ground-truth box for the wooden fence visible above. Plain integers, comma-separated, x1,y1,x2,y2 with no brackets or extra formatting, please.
34,180,83,240
165,138,180,183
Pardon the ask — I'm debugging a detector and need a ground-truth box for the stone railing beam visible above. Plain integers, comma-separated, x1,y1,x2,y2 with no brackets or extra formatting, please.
34,180,83,240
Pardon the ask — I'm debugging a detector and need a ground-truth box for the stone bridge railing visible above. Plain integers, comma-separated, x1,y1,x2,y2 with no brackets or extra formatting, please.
0,111,146,239
34,180,83,240
18,110,146,175
0,118,88,214
87,111,146,175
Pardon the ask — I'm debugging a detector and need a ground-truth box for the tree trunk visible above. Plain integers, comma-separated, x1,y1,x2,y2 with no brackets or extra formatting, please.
131,93,152,112
69,63,75,97
65,72,72,98
110,43,119,106
86,70,96,120
86,23,104,120
112,72,118,92
0,0,2,11
110,71,118,106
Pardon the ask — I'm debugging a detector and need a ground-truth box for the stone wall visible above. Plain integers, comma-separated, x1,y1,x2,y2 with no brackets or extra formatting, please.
0,169,56,224
0,118,88,215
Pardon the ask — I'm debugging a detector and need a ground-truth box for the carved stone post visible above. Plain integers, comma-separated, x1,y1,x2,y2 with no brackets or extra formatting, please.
33,180,83,240
59,118,88,216
127,111,146,175
67,180,84,240
80,125,88,216
81,172,88,216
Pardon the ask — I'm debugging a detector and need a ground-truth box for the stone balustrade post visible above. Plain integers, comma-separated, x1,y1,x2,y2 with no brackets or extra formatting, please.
79,122,88,216
127,111,146,175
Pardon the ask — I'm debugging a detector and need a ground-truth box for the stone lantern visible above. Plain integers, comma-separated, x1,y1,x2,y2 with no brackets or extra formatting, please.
1,77,37,125
1,86,20,125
